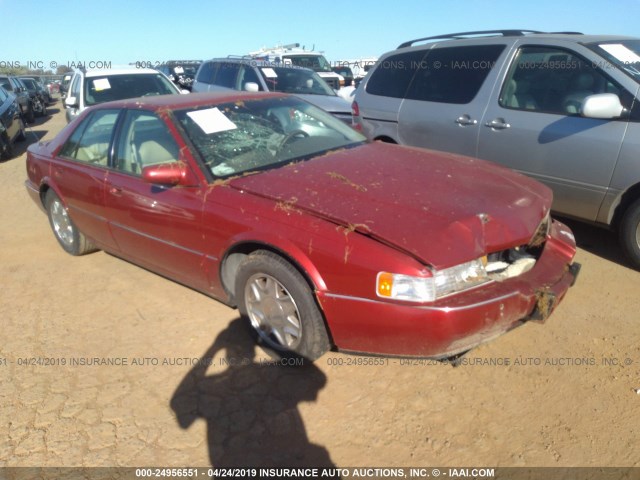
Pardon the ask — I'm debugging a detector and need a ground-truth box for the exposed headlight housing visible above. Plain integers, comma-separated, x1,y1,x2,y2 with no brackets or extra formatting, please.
377,258,491,303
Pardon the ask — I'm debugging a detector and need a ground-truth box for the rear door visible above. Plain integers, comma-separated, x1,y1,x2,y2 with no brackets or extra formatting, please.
477,43,631,221
397,43,509,156
52,109,120,250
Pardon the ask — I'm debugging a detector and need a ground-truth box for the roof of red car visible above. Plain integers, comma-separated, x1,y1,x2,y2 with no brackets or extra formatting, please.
102,91,289,111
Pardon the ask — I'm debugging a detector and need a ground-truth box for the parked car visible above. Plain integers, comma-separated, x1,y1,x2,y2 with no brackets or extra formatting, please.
249,43,345,90
59,73,73,102
193,58,352,123
25,91,580,361
332,64,355,86
156,60,201,91
0,75,35,123
19,77,48,117
353,30,640,268
28,77,54,104
63,67,182,123
0,86,26,160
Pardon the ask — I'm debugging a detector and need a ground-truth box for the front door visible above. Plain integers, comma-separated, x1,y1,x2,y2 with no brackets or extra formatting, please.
104,109,208,290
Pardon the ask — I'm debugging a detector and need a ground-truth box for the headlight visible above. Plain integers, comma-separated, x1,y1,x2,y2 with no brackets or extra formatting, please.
529,210,551,247
377,258,491,303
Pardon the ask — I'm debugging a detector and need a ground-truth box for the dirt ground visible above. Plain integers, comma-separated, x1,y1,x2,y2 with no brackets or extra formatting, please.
1,104,639,471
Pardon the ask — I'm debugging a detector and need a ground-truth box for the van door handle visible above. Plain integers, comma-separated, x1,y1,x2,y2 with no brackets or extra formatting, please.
455,115,478,126
485,118,511,130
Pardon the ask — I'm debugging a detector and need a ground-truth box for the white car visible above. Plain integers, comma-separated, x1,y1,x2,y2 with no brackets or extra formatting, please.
64,68,183,123
249,43,345,90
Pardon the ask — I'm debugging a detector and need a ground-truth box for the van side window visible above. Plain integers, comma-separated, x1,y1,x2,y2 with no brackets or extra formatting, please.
238,65,263,91
499,46,632,116
215,63,241,89
196,61,218,84
405,45,505,104
365,51,426,98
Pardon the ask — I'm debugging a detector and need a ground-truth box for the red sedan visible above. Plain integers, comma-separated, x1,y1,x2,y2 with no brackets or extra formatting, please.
25,92,580,361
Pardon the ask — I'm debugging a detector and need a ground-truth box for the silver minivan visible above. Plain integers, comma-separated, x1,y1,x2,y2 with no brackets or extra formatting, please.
353,30,640,268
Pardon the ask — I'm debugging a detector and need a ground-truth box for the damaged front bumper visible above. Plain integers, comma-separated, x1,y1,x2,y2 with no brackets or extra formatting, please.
318,219,581,358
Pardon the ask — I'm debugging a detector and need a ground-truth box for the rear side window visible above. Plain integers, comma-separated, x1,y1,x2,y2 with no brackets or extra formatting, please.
365,51,427,98
405,45,505,104
59,109,120,166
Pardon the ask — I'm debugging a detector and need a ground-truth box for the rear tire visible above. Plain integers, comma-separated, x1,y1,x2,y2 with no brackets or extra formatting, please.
45,190,98,256
619,198,640,270
235,250,331,361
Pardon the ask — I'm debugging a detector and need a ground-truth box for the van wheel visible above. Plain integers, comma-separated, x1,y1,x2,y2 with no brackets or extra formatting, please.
620,198,640,270
235,250,331,361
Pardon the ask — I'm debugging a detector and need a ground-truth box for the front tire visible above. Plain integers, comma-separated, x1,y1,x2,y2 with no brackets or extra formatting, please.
16,117,26,141
620,198,640,270
235,250,331,361
0,134,12,161
45,190,97,256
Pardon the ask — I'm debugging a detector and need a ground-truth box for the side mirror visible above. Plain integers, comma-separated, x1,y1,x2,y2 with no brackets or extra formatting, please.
142,162,196,186
65,96,78,108
582,93,625,119
244,82,259,92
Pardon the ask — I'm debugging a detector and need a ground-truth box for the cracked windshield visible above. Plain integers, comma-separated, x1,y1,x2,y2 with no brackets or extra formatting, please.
175,96,365,178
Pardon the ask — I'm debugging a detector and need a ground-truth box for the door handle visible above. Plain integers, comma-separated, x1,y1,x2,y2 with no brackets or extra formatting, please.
108,185,123,196
455,115,478,126
485,118,511,130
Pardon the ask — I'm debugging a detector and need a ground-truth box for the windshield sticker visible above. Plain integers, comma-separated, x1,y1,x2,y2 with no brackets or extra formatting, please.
92,78,111,91
187,108,237,134
261,68,278,78
174,66,184,74
600,44,640,64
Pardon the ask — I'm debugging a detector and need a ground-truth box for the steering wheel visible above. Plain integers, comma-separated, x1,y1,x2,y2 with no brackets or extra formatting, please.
278,129,309,149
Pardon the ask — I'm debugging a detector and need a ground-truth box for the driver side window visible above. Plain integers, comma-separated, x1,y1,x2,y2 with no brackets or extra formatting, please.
500,46,630,115
114,110,180,176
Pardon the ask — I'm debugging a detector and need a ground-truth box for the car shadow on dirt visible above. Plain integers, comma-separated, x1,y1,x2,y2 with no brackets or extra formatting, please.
1,111,58,163
556,215,632,269
170,317,338,470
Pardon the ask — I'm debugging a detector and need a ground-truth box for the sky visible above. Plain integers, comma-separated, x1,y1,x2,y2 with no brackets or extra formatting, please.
2,0,640,71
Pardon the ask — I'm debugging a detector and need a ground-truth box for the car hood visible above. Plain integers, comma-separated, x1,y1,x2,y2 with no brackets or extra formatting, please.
295,94,351,114
230,143,552,269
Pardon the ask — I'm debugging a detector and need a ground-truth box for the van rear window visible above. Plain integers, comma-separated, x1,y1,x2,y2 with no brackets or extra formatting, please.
405,45,506,104
366,45,505,104
365,51,427,98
